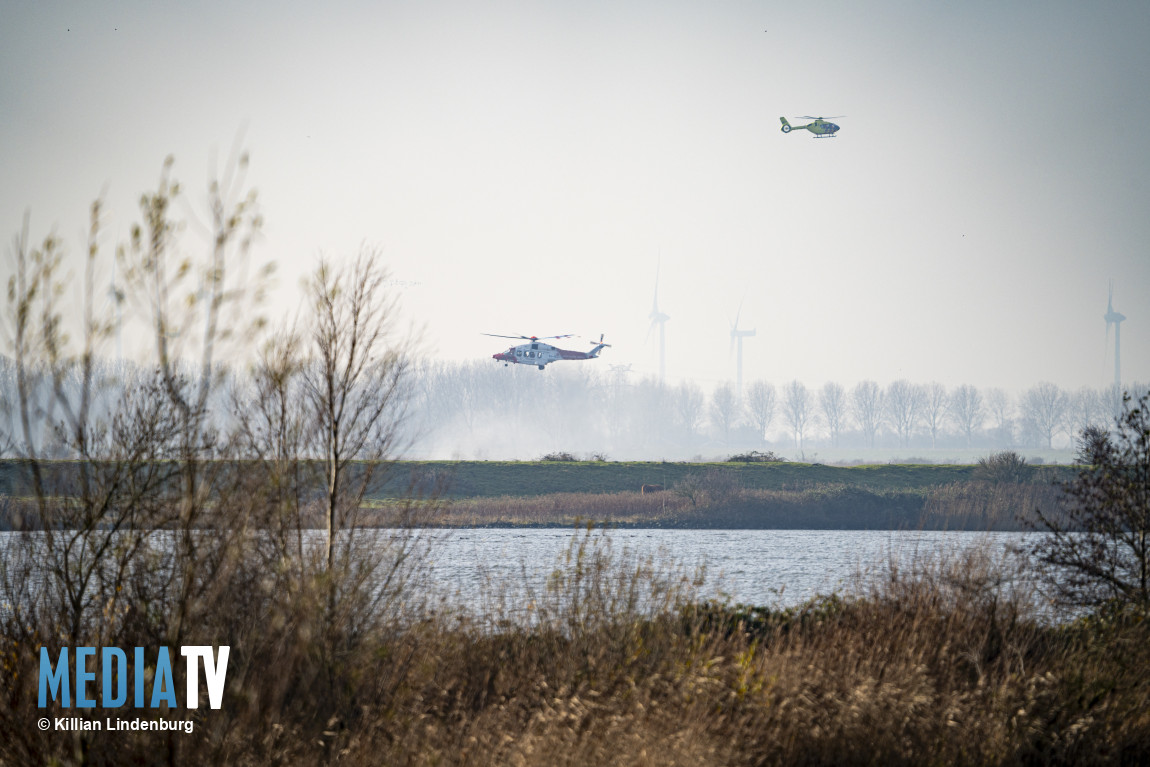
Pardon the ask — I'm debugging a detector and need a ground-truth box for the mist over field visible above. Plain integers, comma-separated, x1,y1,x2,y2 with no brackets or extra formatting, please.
3,353,1141,464
408,360,1148,461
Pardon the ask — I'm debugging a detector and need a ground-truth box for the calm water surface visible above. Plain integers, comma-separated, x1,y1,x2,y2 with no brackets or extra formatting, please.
423,529,1040,608
0,529,1043,613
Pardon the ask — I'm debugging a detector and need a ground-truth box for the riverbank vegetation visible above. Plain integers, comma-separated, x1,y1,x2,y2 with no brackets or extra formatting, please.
1,458,1073,531
4,523,1149,765
398,476,1062,530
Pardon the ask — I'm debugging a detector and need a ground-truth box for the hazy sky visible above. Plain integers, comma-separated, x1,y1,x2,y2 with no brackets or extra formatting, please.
3,0,1148,393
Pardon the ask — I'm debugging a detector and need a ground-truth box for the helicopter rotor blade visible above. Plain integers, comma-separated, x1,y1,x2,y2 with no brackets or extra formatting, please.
483,333,574,341
798,115,845,120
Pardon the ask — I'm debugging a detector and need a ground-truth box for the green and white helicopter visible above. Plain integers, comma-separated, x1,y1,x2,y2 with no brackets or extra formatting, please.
779,116,843,138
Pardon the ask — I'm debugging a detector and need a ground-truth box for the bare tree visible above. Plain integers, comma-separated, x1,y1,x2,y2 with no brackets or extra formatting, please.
885,379,923,449
1067,386,1106,442
116,153,270,645
0,356,14,457
782,379,815,457
3,206,182,644
1,155,438,765
231,325,313,562
303,249,414,578
1102,384,1125,420
1031,389,1150,609
630,377,673,456
948,383,984,448
818,381,847,448
852,380,884,449
921,382,948,450
673,381,705,448
3,149,274,658
120,154,267,440
709,381,738,445
744,379,777,447
1021,381,1068,449
986,387,1014,447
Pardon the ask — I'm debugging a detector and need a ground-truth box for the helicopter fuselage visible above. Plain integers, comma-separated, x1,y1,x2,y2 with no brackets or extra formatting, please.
493,342,563,369
780,116,840,137
492,338,609,370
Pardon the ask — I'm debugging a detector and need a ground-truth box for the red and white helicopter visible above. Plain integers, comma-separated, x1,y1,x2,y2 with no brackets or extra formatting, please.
486,333,611,370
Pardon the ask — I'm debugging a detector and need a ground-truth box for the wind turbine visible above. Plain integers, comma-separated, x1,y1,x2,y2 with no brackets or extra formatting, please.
647,264,670,383
729,300,755,400
1104,281,1126,394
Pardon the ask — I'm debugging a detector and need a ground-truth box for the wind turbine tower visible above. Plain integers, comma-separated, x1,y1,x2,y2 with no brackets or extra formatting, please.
1104,282,1126,393
648,265,670,383
729,302,756,400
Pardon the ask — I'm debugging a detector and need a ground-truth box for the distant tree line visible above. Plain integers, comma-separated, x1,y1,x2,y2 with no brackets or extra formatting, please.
403,369,1142,460
3,353,1139,462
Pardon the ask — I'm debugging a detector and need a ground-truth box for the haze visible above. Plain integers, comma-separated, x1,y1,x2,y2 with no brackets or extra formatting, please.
3,0,1148,396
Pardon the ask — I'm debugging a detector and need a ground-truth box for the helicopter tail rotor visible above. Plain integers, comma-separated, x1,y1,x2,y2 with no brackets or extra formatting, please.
588,334,611,357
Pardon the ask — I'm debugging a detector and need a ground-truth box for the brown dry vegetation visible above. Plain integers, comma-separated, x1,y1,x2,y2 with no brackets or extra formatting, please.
404,479,1063,531
4,527,1149,766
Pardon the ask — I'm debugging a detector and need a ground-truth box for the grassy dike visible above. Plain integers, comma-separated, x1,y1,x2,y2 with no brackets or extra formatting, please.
0,459,1074,530
373,460,1073,530
386,460,987,497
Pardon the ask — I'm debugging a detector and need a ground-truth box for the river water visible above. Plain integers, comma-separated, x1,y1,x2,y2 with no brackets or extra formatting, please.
422,528,1041,609
0,528,1044,615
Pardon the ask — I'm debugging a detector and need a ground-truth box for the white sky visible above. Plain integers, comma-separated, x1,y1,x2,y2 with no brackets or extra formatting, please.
3,0,1149,394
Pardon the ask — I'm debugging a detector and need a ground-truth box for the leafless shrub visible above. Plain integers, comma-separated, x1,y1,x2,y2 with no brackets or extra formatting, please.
1029,389,1150,611
975,449,1031,483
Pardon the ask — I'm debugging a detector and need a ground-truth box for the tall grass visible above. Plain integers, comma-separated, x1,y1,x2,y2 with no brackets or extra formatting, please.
3,523,1147,765
414,479,1063,531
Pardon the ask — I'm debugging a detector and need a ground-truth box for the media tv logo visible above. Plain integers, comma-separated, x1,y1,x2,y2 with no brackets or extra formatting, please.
39,646,230,709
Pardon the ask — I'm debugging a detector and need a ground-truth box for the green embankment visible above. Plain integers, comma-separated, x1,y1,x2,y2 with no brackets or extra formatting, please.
378,460,1074,530
385,460,1005,498
0,459,1076,530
